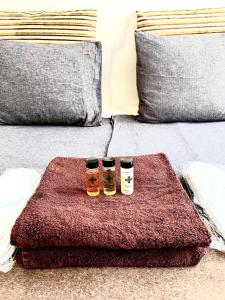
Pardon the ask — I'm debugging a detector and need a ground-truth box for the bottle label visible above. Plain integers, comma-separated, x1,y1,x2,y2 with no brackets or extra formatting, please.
103,169,115,189
121,167,134,195
86,173,99,192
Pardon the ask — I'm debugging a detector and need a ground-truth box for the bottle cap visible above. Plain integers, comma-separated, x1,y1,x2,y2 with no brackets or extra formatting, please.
120,157,133,169
86,158,99,169
103,157,115,167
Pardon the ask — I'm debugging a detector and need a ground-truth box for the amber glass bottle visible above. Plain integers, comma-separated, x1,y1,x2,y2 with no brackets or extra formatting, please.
86,158,100,196
103,157,116,196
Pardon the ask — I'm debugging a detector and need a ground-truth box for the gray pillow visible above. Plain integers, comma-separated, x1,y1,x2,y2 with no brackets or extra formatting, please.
0,40,102,126
136,30,225,123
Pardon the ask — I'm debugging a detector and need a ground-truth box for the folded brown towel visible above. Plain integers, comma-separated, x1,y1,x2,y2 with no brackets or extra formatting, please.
22,246,206,269
11,153,211,268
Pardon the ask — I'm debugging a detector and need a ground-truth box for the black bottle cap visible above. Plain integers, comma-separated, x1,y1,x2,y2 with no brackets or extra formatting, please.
120,157,133,169
103,157,115,167
86,158,99,169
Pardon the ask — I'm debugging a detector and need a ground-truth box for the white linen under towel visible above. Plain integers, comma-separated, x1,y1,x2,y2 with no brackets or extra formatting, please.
0,168,41,272
183,162,225,252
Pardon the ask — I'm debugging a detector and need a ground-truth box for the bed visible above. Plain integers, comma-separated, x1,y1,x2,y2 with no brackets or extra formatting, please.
1,3,225,299
0,117,225,300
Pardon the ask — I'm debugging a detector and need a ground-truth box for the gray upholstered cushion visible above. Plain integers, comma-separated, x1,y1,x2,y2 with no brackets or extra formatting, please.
0,40,102,126
135,30,225,123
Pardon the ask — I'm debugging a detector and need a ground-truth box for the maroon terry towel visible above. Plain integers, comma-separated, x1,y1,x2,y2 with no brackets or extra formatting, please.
11,153,210,251
21,246,207,269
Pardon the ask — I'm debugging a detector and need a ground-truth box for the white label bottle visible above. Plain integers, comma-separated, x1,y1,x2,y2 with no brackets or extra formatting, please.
120,158,134,195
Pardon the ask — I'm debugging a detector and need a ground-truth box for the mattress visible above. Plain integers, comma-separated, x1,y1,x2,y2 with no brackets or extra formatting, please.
108,115,225,172
1,115,225,174
0,119,112,174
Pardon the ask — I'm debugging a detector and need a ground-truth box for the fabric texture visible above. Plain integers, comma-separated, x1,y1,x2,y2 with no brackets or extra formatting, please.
136,30,225,123
0,168,40,272
107,115,225,172
11,154,210,268
183,162,225,251
137,7,225,35
0,10,97,43
0,118,112,174
21,246,206,269
0,40,102,126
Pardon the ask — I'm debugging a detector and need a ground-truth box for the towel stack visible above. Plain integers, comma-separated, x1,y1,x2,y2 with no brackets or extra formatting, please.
0,168,40,272
11,154,211,269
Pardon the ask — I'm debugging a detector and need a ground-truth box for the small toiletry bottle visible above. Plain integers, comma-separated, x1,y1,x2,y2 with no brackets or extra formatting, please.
120,158,134,195
103,157,116,196
86,158,100,196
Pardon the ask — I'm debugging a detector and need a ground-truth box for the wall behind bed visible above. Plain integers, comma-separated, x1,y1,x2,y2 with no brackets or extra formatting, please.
1,0,225,117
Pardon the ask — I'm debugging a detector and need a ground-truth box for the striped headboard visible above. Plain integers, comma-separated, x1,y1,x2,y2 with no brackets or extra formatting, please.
137,7,225,36
0,10,97,43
